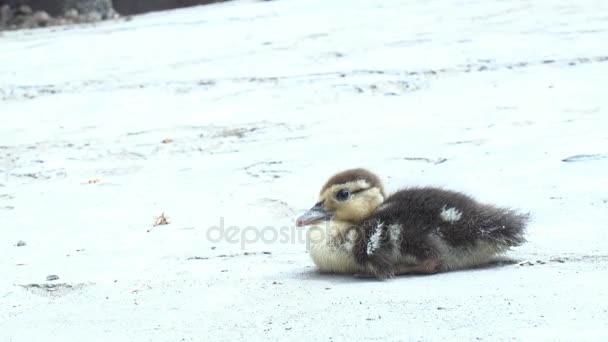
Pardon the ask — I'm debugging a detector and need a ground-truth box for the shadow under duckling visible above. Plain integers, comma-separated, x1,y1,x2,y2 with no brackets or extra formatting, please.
296,168,530,279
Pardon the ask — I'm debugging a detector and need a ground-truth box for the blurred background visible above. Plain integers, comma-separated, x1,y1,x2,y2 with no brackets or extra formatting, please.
0,0,233,29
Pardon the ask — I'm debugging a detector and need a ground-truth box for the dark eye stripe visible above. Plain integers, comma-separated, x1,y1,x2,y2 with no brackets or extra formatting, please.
334,187,370,201
351,188,369,195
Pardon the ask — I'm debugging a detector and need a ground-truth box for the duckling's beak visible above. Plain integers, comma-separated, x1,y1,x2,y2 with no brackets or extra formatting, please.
296,201,333,227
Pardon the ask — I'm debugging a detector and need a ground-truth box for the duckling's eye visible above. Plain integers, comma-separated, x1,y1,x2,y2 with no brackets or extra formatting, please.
335,189,351,201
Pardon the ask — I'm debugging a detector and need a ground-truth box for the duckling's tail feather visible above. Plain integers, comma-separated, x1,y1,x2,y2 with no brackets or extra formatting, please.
481,208,530,247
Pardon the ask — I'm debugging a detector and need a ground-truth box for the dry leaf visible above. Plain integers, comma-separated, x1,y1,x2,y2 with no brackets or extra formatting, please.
153,213,170,226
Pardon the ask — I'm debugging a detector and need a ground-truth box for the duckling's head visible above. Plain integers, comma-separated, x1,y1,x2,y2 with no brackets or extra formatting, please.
296,168,386,227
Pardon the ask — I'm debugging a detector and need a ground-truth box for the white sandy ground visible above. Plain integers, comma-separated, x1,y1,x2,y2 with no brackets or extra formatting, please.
1,0,608,340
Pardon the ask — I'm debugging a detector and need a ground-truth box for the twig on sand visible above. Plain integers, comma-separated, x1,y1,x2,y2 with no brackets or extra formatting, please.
147,213,170,232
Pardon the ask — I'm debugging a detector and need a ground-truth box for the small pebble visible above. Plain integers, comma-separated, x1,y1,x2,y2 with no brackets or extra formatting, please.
32,11,50,25
64,9,79,19
46,275,59,281
16,240,26,247
83,11,102,22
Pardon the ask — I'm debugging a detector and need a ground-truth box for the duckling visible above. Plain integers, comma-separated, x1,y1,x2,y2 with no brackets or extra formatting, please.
296,168,529,278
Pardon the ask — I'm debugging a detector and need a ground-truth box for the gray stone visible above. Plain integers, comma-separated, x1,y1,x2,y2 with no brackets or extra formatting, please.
31,10,50,25
101,7,118,19
61,0,112,16
64,8,78,19
10,0,114,17
82,10,101,21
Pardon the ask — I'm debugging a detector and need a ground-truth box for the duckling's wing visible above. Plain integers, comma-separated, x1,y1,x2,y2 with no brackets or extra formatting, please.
442,205,530,247
380,187,529,248
350,219,395,278
351,187,530,277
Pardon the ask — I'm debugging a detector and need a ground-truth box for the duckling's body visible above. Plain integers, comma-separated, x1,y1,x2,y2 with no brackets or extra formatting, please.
298,169,529,278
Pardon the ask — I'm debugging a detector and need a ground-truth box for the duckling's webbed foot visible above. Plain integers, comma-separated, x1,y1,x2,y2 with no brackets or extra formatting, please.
394,259,441,275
